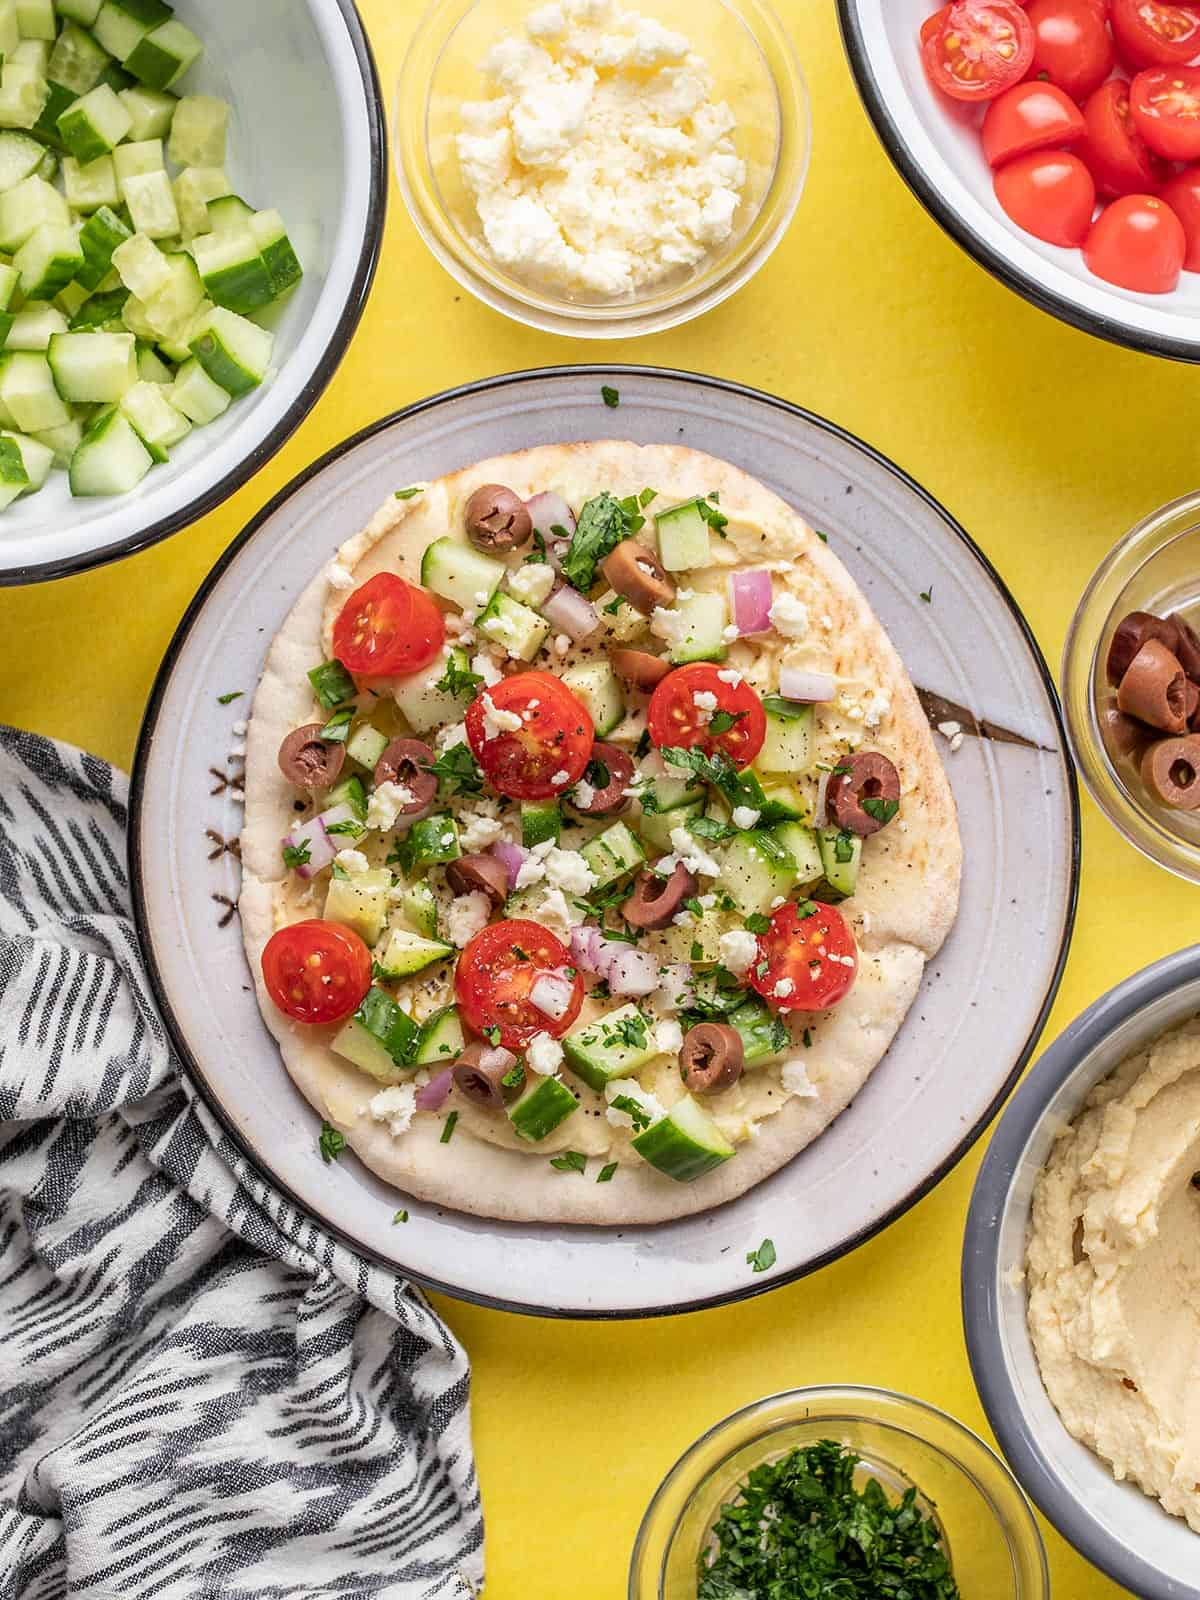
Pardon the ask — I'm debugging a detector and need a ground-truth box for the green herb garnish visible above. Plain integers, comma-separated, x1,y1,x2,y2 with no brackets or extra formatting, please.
687,814,735,843
561,490,641,592
707,709,744,736
762,694,807,720
395,486,422,499
862,796,900,825
597,1161,618,1183
330,861,349,880
601,384,619,408
435,655,484,700
746,1237,776,1273
610,1095,652,1131
698,495,728,536
920,585,933,604
484,1025,502,1046
421,743,484,797
584,756,611,790
834,829,855,864
325,819,365,838
603,595,623,615
803,1027,813,1048
319,708,354,743
318,1122,345,1163
282,841,311,870
502,1062,526,1091
393,1209,409,1224
815,529,829,543
550,1149,588,1173
308,658,356,710
440,1111,459,1144
217,690,243,705
525,529,547,563
744,913,771,934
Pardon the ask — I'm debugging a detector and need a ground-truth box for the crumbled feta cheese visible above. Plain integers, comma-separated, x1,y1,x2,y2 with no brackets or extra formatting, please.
369,1084,417,1137
572,778,596,809
692,688,718,723
550,769,570,786
649,605,689,649
862,688,891,729
459,803,505,853
526,1031,565,1076
716,668,744,687
769,592,809,639
653,1017,683,1055
536,886,583,929
780,1059,819,1100
731,805,760,831
718,928,759,977
480,692,523,740
366,780,415,832
773,977,794,999
552,632,572,656
722,623,741,642
937,720,961,740
445,890,492,949
436,720,468,751
445,612,475,642
604,1077,667,1130
667,824,720,878
326,561,356,591
506,561,556,606
472,650,504,687
543,846,597,896
231,719,248,737
334,848,369,875
950,732,964,753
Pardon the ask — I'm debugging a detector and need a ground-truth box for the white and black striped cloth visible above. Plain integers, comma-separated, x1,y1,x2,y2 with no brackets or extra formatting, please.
0,729,483,1600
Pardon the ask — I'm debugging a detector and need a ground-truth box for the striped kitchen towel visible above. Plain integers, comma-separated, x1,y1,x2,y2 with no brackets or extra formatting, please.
0,728,483,1600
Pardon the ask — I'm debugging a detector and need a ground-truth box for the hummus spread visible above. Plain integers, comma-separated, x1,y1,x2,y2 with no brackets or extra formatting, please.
1026,1018,1200,1532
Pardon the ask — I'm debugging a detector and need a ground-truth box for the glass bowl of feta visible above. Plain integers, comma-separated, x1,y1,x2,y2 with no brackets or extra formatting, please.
395,0,809,337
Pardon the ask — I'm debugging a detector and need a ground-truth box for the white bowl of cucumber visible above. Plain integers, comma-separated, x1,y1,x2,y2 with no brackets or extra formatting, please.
0,0,385,586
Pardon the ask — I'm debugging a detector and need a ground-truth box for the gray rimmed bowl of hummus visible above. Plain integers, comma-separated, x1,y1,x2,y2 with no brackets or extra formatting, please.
964,945,1200,1600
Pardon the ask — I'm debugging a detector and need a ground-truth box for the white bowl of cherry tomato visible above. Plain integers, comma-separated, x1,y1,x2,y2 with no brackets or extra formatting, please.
838,0,1200,361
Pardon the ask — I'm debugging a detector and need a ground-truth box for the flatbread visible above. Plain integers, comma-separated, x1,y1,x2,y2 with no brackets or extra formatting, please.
240,442,961,1224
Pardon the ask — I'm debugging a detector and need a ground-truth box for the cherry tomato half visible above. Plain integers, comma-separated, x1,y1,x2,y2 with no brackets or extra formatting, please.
1026,0,1115,101
1130,65,1200,159
1084,192,1186,290
748,901,859,1013
1080,78,1167,197
261,919,372,1026
982,80,1086,167
465,670,594,801
995,149,1097,243
1159,165,1200,266
455,920,583,1049
921,0,1036,101
1109,0,1200,67
332,573,446,679
646,663,767,770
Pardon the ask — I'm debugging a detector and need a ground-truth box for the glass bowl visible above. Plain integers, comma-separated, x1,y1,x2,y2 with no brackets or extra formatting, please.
1062,491,1200,882
629,1386,1049,1599
394,0,809,337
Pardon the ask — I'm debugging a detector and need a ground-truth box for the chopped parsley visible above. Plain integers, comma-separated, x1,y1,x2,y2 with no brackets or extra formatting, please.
439,1111,459,1144
319,707,354,743
318,1122,345,1163
690,940,704,961
601,927,638,945
746,1237,776,1273
484,1025,502,1046
687,814,735,843
707,709,745,736
393,1209,409,1224
561,490,642,592
833,829,856,864
550,1149,588,1173
610,1095,652,1131
307,658,356,710
814,529,829,543
421,743,484,796
573,878,635,918
435,655,484,699
603,595,623,615
920,585,933,604
761,694,807,720
394,486,422,499
329,861,349,880
597,1161,618,1183
862,796,900,825
217,690,243,705
601,384,620,408
325,818,365,838
501,1062,526,1091
698,494,729,537
744,913,771,934
282,841,311,870
584,756,611,789
525,529,547,563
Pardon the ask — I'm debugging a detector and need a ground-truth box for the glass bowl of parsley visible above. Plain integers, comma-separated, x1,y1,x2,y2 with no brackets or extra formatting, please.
629,1386,1049,1599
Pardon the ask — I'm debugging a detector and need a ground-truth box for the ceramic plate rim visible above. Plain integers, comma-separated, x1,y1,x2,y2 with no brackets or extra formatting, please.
3,0,388,589
129,364,1081,1319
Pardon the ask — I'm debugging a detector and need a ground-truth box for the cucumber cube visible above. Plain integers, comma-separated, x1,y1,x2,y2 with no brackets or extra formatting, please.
758,701,815,774
92,1,155,62
772,821,823,888
167,93,226,167
561,660,624,737
187,302,270,395
0,425,51,489
816,825,862,901
74,201,129,288
0,63,48,129
664,590,728,666
121,166,177,237
56,281,90,318
580,820,645,888
191,223,273,314
206,191,252,236
117,288,155,339
68,285,128,330
520,799,560,848
14,221,81,298
344,721,389,772
135,340,171,383
475,590,550,662
249,207,302,298
0,262,18,309
33,83,73,154
167,354,227,423
418,535,504,611
68,401,151,494
173,163,226,238
17,0,56,39
6,300,66,348
32,415,83,464
563,1003,659,1091
374,926,454,979
0,128,45,190
12,39,49,73
0,348,68,428
112,134,161,184
399,880,439,941
410,1004,465,1068
396,813,460,872
47,328,137,401
655,499,713,573
125,19,201,89
55,0,104,23
63,152,120,211
332,1011,415,1086
631,1095,734,1182
389,647,467,735
116,82,174,140
57,81,129,159
0,431,28,506
508,1075,579,1142
111,228,167,299
323,867,394,949
596,588,650,643
48,22,110,95
119,375,187,453
142,250,201,338
0,0,18,57
723,829,796,917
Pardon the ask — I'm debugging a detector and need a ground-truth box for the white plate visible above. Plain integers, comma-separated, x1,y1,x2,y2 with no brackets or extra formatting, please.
130,366,1079,1318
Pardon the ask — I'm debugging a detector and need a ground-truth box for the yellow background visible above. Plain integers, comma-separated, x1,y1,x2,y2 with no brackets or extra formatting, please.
7,4,1200,1595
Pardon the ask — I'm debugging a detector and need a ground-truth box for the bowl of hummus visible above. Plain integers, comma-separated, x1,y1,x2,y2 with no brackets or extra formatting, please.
964,945,1200,1600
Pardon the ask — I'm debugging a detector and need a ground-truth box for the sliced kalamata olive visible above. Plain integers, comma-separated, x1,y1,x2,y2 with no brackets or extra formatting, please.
374,738,439,812
452,1041,521,1110
277,724,346,791
1171,613,1200,681
610,647,672,692
1116,640,1187,734
1140,735,1200,810
1188,682,1200,725
600,541,675,615
571,742,634,816
464,484,532,553
1106,611,1181,686
679,1023,743,1094
1099,699,1149,760
622,863,697,930
445,852,509,908
827,751,901,837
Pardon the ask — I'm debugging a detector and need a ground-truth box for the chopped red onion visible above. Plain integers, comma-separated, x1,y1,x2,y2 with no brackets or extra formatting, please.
656,963,695,1011
778,666,836,704
530,971,575,1020
489,839,528,891
542,583,599,642
570,925,606,973
728,569,774,636
607,947,659,997
478,1045,516,1073
526,492,575,542
545,538,572,576
415,1068,454,1111
283,816,333,879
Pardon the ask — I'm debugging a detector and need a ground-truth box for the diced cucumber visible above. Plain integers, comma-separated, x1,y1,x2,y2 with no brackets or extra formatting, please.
55,0,104,24
391,646,470,735
563,1002,658,1091
410,1004,464,1067
324,866,393,948
476,590,550,662
580,819,645,888
58,285,93,323
508,1075,578,1142
0,347,67,428
665,590,728,665
117,81,174,140
6,299,65,347
374,925,454,979
141,248,201,338
48,22,110,95
0,263,18,311
398,879,438,940
250,207,301,298
655,499,712,573
758,778,812,825
135,339,171,383
33,80,75,150
596,588,650,643
32,413,82,464
332,989,419,1086
0,172,66,249
772,821,823,887
13,40,49,74
14,221,81,298
117,288,155,337
57,80,128,159
520,799,560,848
118,375,187,455
120,165,176,236
723,829,796,917
816,826,862,901
63,151,119,210
727,996,790,1067
325,773,368,820
111,227,166,299
172,162,225,238
111,134,161,185
661,908,723,965
344,721,389,772
167,353,227,422
191,223,273,314
0,62,47,130
631,1095,734,1182
758,699,815,774
0,128,41,190
187,302,270,394
166,92,225,167
74,200,128,287
125,18,202,89
68,401,150,493
419,536,504,612
92,0,161,62
47,328,135,400
642,756,705,813
152,293,207,360
561,659,624,737
0,0,16,55
638,797,702,855
0,430,28,505
396,812,459,872
16,0,54,39
206,191,251,234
